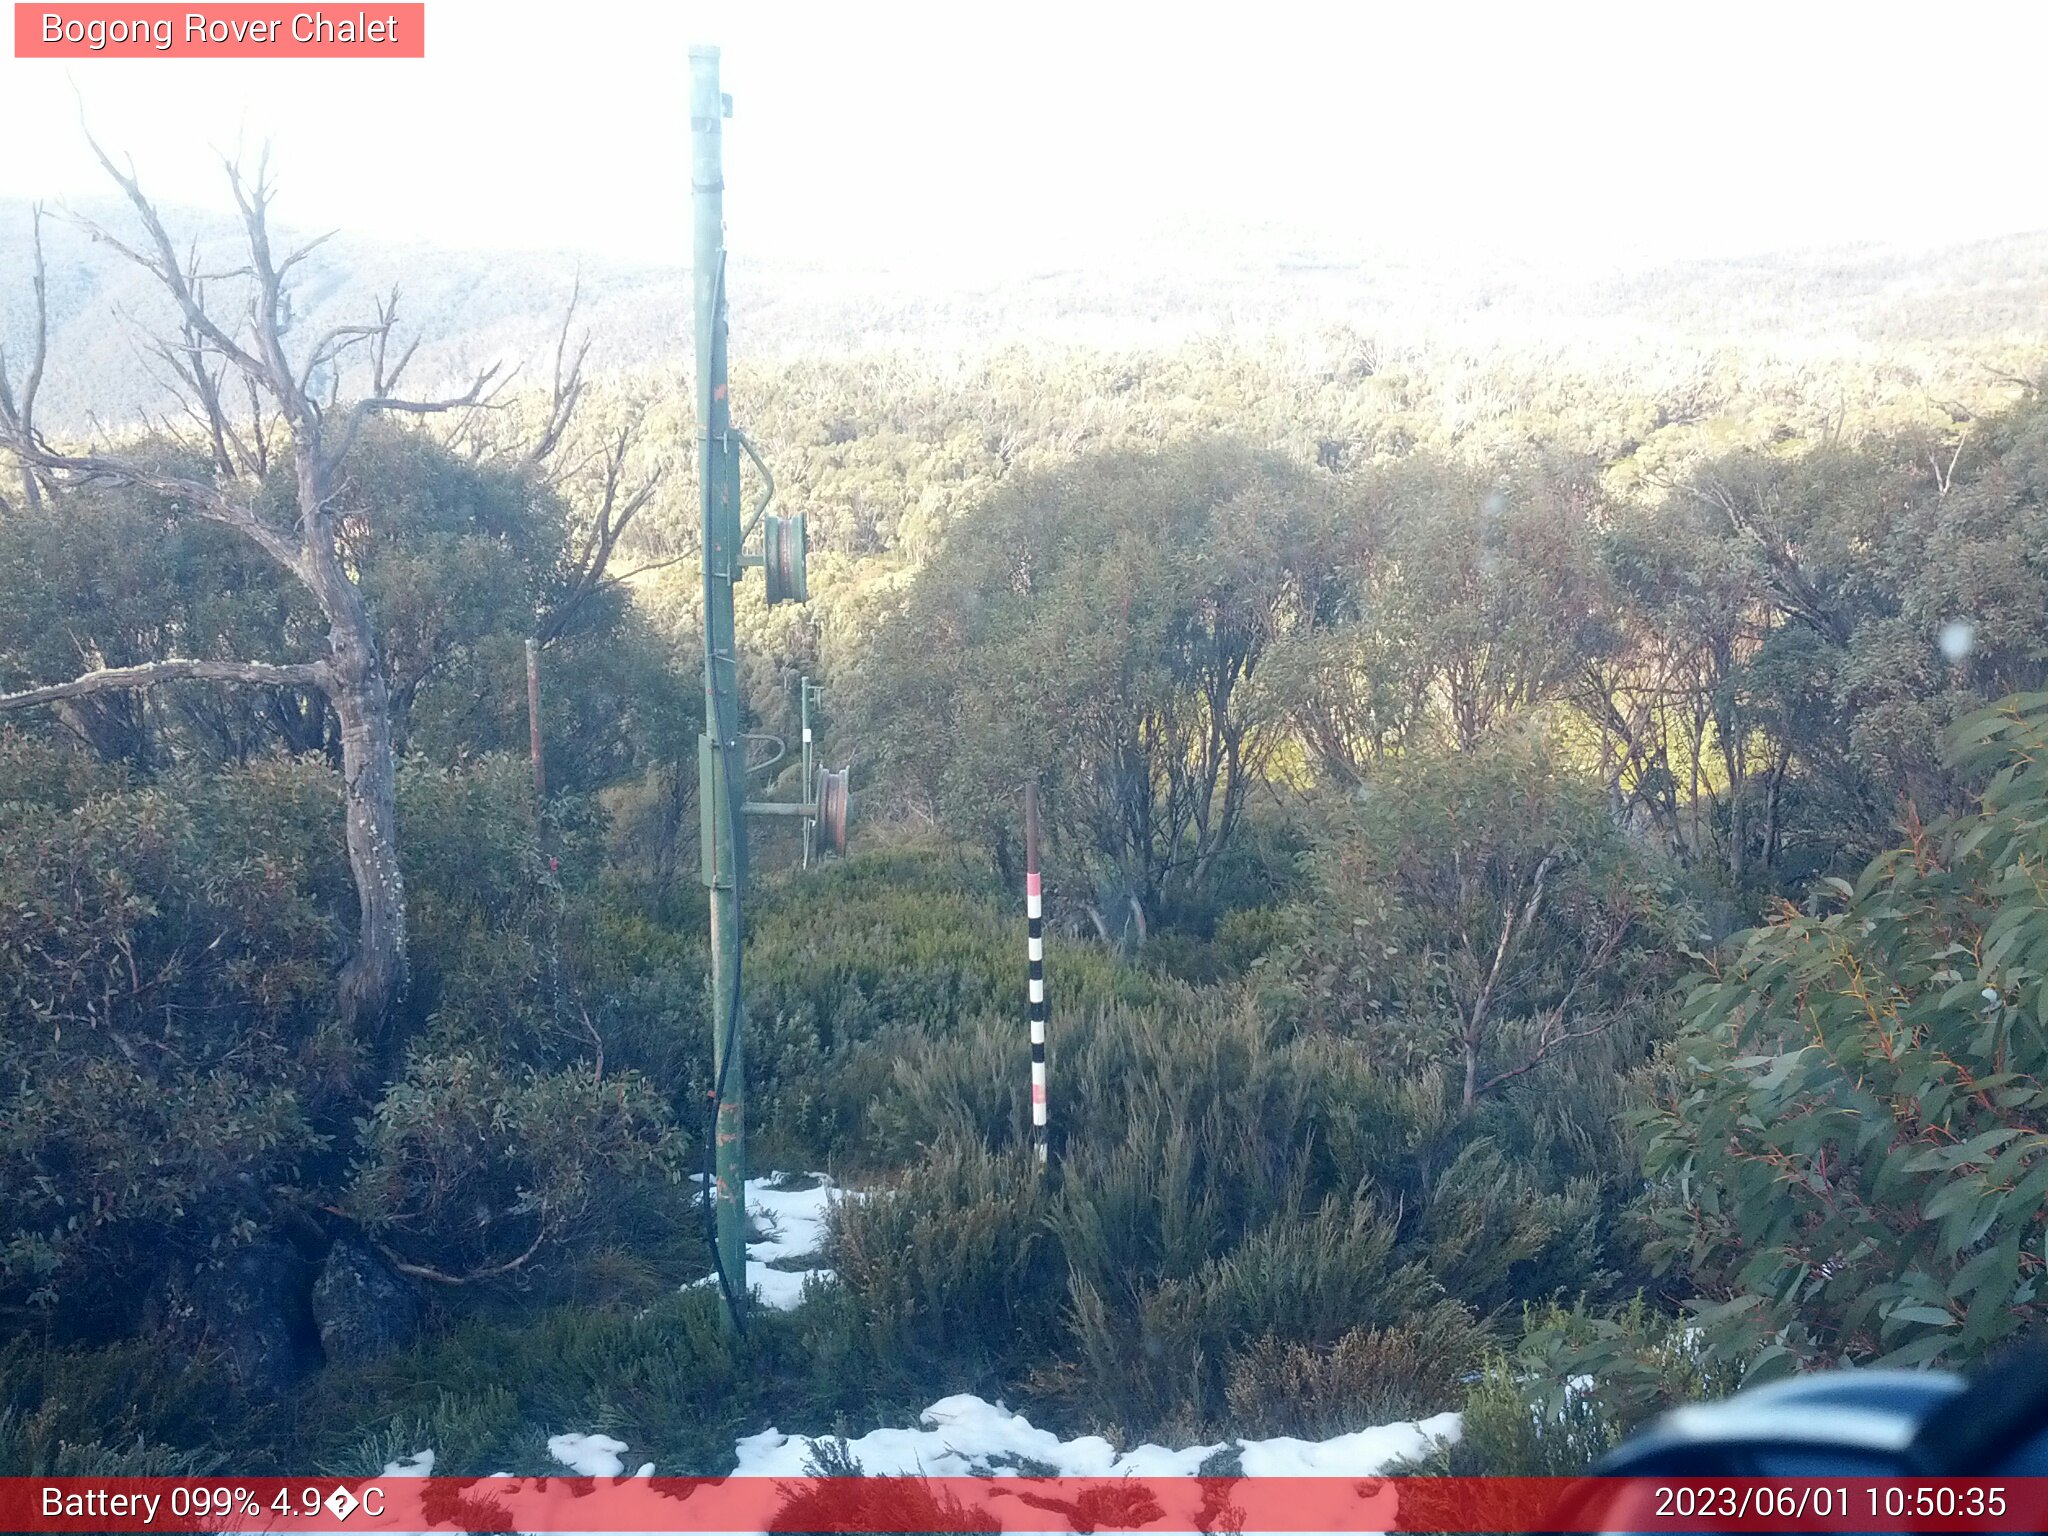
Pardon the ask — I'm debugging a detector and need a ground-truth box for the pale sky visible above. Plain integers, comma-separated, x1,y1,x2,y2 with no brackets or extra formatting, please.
2,0,2045,271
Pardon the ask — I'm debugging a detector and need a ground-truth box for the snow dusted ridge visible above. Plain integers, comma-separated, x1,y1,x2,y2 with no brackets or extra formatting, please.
738,1392,1462,1479
687,1171,854,1311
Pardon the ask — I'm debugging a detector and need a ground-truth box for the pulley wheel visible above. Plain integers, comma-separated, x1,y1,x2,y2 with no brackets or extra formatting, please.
814,766,849,857
764,514,809,605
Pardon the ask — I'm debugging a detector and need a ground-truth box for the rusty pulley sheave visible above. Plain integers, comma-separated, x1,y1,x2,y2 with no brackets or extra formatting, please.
814,766,849,857
763,514,808,605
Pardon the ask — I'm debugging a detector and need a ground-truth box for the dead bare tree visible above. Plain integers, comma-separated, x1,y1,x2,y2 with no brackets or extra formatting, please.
536,415,676,645
0,205,49,512
511,289,678,648
0,142,500,1031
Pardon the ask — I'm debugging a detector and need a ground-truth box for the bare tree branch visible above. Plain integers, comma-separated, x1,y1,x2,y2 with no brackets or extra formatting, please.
0,437,306,575
1471,1014,1618,1100
325,299,504,473
0,656,327,713
523,275,590,472
537,419,669,644
74,127,274,392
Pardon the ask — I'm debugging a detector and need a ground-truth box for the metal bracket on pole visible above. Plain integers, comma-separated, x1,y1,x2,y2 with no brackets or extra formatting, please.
737,431,775,544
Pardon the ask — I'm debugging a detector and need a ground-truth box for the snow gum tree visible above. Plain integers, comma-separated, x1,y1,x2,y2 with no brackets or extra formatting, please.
1645,692,2048,1376
0,151,500,1029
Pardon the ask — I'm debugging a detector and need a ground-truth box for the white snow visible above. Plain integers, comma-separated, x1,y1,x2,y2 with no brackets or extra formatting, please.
735,1392,1218,1477
737,1392,1460,1479
547,1432,629,1477
1233,1413,1463,1476
688,1172,854,1311
392,1392,1457,1485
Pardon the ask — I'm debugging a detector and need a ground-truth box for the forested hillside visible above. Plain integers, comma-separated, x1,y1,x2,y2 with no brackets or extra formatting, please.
8,193,2048,429
6,166,2048,1481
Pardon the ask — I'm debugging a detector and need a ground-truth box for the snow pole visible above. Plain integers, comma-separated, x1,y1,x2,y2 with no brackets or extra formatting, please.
1025,782,1048,1164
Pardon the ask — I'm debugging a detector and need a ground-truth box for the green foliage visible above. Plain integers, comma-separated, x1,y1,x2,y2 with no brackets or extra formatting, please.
0,427,695,795
0,741,704,1325
737,842,1170,1167
1269,455,1615,773
852,440,1346,923
1644,694,2048,1376
303,1279,928,1476
1285,740,1685,1107
0,474,327,769
1270,743,1685,1315
832,1139,1062,1388
15,225,2048,1469
1222,1309,1484,1439
309,1289,756,1475
0,754,344,1318
342,1052,685,1285
1420,1299,1735,1478
840,984,1631,1442
0,1335,261,1474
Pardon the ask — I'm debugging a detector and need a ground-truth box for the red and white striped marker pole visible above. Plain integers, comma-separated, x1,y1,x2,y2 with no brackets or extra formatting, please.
1025,782,1048,1165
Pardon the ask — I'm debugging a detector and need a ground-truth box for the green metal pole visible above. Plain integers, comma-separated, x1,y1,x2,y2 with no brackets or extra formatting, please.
691,43,747,1333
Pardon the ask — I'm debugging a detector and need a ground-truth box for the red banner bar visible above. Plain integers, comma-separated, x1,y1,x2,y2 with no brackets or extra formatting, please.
1,1476,2044,1532
13,4,424,58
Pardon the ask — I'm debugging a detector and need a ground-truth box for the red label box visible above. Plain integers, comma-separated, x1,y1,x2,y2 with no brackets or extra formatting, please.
5,1476,2048,1533
14,4,425,57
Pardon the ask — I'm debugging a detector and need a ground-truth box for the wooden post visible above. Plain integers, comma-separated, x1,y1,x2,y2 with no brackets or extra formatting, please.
526,637,546,803
1025,782,1048,1164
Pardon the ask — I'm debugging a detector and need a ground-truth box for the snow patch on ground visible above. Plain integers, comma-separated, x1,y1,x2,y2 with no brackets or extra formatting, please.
737,1392,1461,1479
547,1432,630,1477
688,1172,854,1311
1233,1414,1464,1476
736,1393,1217,1477
381,1393,1458,1489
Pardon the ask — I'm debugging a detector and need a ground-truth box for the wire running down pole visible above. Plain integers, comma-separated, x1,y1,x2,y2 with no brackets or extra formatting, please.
1025,783,1048,1164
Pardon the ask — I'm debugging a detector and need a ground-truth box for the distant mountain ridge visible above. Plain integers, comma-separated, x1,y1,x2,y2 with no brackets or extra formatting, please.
3,195,2047,430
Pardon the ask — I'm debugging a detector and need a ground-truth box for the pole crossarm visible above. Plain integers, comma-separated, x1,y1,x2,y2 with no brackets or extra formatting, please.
742,799,818,818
